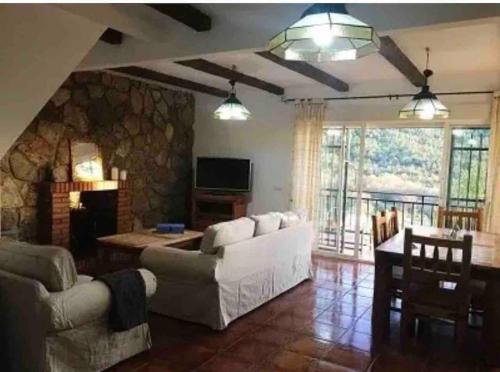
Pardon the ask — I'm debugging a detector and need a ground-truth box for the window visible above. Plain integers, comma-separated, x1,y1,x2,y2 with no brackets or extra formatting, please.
447,128,490,210
318,124,491,259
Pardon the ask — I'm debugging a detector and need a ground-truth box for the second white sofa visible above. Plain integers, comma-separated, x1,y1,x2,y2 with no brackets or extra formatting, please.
140,212,313,330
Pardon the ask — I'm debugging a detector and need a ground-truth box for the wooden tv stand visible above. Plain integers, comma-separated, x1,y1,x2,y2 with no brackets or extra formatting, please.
191,191,248,231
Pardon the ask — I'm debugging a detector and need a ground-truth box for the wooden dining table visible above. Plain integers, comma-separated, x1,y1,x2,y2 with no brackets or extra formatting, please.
372,225,500,365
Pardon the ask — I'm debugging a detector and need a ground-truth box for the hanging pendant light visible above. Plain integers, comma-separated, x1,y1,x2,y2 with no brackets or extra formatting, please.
214,67,251,121
268,3,380,62
399,48,450,120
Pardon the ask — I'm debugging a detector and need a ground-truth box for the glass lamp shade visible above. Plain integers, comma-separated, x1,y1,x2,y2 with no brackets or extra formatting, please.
399,86,450,120
214,93,251,121
269,4,380,62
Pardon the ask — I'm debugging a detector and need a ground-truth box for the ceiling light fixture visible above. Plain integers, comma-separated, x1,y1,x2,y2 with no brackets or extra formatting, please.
268,3,380,62
399,48,450,121
214,66,251,121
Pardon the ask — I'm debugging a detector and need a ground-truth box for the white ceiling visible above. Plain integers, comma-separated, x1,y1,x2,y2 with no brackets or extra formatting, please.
75,3,500,71
194,3,499,36
139,17,500,99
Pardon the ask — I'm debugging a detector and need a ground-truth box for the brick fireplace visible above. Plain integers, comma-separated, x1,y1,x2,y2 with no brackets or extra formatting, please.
1,71,193,241
38,181,132,248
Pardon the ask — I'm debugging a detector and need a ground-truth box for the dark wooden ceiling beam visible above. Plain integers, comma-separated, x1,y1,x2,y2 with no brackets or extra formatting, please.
379,36,426,87
108,66,228,98
147,4,211,32
176,59,284,96
255,51,349,92
99,28,123,45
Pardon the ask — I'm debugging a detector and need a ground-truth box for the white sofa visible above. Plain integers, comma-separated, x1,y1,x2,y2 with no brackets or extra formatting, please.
0,238,157,372
140,212,314,330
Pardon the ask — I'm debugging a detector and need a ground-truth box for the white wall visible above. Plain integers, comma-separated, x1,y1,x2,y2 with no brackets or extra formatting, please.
194,88,493,214
194,89,294,214
0,4,106,158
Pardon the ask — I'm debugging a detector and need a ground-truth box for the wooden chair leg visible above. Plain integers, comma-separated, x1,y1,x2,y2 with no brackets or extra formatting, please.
455,318,467,350
416,317,432,339
408,314,416,337
400,306,415,348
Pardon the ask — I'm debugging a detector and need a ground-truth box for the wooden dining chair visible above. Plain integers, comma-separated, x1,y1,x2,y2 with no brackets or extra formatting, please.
401,228,473,349
372,207,399,248
437,207,482,231
372,207,402,308
437,207,485,314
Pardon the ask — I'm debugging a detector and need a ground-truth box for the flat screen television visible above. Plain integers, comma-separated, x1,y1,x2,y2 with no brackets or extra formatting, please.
195,157,252,192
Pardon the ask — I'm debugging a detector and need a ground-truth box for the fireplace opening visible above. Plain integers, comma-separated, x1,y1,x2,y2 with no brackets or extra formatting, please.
70,190,117,258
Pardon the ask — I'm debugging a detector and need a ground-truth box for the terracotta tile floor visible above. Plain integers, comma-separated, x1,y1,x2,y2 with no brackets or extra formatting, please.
109,255,489,372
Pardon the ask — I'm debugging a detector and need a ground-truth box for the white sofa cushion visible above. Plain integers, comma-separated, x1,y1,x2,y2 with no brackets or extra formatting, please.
0,238,77,291
200,217,256,254
250,212,282,236
295,208,308,221
280,211,304,228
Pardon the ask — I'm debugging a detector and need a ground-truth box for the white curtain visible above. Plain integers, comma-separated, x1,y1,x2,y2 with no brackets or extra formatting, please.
290,101,325,224
485,93,500,233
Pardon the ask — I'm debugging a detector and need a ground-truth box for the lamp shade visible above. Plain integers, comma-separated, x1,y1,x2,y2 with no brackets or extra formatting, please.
213,93,251,121
399,47,450,121
269,4,380,62
399,86,450,120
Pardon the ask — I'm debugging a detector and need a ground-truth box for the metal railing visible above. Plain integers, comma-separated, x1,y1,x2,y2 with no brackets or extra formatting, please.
318,188,485,250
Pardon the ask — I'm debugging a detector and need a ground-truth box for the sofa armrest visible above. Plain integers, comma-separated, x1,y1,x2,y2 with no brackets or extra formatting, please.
139,268,158,297
140,246,218,282
44,269,157,332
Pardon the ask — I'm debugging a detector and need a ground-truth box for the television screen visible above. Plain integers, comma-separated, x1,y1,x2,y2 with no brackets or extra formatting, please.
195,157,251,192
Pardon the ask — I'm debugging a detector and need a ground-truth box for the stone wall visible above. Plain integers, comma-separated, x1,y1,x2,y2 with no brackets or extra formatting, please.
1,71,194,240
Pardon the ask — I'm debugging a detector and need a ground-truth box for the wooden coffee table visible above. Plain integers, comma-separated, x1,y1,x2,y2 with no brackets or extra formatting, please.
97,229,204,269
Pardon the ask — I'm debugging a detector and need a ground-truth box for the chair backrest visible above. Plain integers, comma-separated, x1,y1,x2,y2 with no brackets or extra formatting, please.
0,238,78,291
372,207,399,248
402,228,472,305
437,206,482,231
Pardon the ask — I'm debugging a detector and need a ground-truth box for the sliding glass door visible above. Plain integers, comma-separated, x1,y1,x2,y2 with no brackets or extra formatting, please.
362,127,444,227
318,126,365,258
318,123,490,261
318,128,343,252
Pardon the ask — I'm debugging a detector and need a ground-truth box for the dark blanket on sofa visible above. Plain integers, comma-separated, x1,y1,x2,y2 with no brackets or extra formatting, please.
95,269,147,331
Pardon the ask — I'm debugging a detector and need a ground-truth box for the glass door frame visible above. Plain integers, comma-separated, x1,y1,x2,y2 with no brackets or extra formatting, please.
319,124,366,259
320,118,489,261
318,126,346,255
444,126,491,209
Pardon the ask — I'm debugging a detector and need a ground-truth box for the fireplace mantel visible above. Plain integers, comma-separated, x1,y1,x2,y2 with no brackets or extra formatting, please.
42,180,129,193
38,181,133,248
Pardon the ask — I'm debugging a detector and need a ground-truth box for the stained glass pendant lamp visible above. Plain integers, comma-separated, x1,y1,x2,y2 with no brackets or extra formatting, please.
399,48,450,120
268,3,380,62
214,68,251,121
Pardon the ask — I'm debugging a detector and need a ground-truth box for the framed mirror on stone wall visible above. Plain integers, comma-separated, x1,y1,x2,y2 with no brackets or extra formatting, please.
70,141,103,182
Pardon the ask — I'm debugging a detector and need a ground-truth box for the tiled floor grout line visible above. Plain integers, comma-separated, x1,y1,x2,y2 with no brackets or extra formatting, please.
111,257,485,371
195,322,270,370
242,303,364,371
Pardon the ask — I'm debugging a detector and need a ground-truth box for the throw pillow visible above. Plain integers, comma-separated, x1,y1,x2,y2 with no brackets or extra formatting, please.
250,212,282,236
280,211,302,228
200,217,256,254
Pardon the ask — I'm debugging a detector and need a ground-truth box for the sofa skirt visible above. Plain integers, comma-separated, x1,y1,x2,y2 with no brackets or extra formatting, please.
45,321,151,372
150,252,312,330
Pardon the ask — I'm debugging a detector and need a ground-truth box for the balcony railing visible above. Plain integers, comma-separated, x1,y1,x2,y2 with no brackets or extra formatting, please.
318,188,485,250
